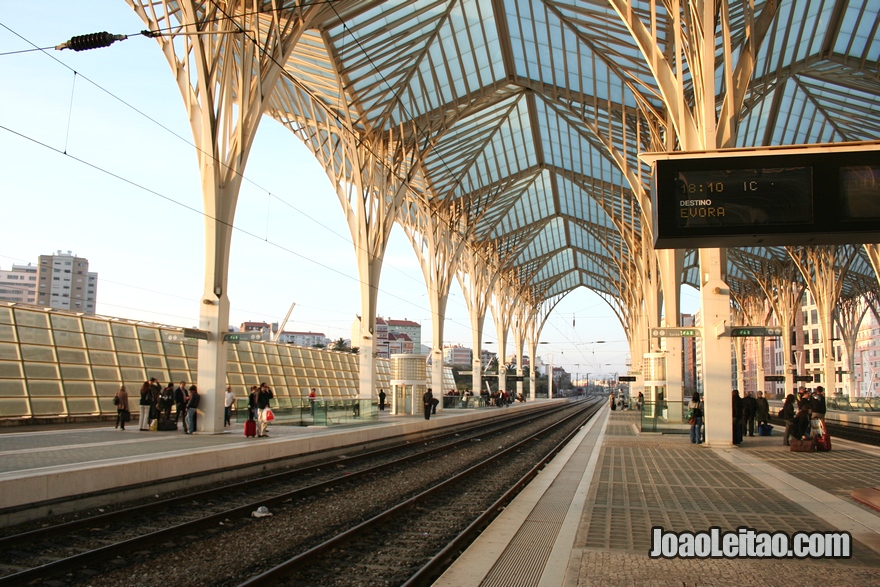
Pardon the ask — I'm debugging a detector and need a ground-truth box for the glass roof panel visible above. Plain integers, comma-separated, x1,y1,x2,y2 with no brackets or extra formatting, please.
490,171,554,238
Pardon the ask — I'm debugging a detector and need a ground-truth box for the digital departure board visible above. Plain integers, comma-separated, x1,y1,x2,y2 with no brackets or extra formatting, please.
650,147,880,248
674,167,813,228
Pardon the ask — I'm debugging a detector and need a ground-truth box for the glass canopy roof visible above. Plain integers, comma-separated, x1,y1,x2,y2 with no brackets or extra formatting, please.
259,0,880,312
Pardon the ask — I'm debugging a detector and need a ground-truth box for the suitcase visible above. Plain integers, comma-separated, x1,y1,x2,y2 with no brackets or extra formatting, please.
790,437,816,452
757,423,773,436
157,419,177,431
244,418,257,438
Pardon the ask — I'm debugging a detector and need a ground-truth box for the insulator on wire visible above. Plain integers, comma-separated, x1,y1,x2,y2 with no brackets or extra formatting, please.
56,31,128,52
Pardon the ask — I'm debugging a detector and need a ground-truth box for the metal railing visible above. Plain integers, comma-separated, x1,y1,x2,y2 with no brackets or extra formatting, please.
826,396,880,412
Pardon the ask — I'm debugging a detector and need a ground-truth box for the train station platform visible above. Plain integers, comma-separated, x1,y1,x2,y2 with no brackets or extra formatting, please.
0,400,559,525
435,407,880,586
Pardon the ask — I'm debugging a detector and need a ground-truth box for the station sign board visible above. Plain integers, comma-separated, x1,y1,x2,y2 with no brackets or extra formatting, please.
650,327,701,338
183,328,208,341
729,326,783,337
764,375,786,382
223,332,263,343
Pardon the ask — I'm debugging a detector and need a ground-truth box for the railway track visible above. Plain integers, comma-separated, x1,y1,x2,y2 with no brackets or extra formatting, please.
237,399,602,587
0,398,600,586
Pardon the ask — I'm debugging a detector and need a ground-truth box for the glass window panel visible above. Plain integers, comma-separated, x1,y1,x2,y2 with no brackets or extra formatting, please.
92,366,121,380
30,397,66,415
20,345,56,362
117,353,143,367
138,326,161,341
183,343,199,358
83,319,111,335
13,308,49,328
283,366,296,377
28,380,63,396
60,364,92,380
143,355,166,369
58,348,89,363
227,362,241,372
0,397,29,416
114,337,139,353
111,323,137,339
121,367,146,382
227,373,245,386
67,397,98,414
0,324,15,342
86,334,114,350
17,326,52,345
0,360,23,378
95,381,120,398
24,363,60,379
148,371,170,385
0,342,19,360
187,358,198,371
140,340,162,354
0,307,12,324
89,350,117,366
241,363,257,374
164,343,184,357
238,350,253,363
169,371,190,383
53,330,85,348
51,314,82,332
269,365,283,376
64,380,95,396
167,357,187,370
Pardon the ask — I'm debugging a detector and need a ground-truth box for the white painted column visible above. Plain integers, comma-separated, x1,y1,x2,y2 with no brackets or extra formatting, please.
699,248,733,447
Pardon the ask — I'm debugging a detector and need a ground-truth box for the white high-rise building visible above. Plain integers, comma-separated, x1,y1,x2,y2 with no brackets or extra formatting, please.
35,251,98,314
0,263,38,304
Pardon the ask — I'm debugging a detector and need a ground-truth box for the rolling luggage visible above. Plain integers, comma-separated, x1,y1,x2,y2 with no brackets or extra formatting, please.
814,420,831,451
244,418,257,438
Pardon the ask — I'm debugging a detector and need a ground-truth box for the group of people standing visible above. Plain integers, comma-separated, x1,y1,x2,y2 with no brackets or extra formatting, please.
113,379,199,432
731,389,771,444
780,386,826,446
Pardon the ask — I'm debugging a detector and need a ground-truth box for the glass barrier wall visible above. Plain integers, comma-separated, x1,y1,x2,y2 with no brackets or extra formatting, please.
0,304,391,419
638,400,692,434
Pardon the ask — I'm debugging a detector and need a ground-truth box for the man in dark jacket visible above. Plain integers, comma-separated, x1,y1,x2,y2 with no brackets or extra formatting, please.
174,381,189,430
423,388,434,420
256,383,274,437
742,391,758,437
810,386,827,422
732,389,744,444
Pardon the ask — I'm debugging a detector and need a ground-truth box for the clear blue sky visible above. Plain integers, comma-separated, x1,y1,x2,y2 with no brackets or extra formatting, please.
0,2,700,380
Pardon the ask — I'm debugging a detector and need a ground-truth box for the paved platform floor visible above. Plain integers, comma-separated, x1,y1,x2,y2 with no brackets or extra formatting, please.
436,408,880,587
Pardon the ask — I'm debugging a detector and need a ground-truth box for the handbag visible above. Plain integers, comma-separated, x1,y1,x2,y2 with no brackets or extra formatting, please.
121,409,131,423
265,408,275,422
687,417,697,425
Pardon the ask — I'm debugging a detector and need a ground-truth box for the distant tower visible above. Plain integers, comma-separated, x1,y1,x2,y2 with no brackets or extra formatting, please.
35,251,98,313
